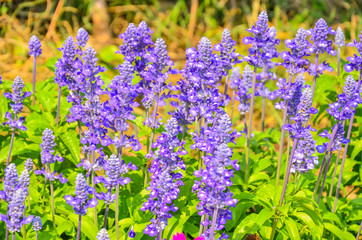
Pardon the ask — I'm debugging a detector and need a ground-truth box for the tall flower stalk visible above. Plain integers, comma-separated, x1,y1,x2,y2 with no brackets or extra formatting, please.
313,75,360,203
275,27,311,186
32,216,42,240
65,174,98,240
243,11,273,185
270,87,317,239
309,18,336,98
28,35,42,105
34,129,67,228
3,76,31,165
141,118,186,239
192,110,239,239
333,31,362,211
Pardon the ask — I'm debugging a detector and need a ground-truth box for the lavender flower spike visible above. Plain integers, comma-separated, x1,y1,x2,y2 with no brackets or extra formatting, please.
29,35,42,104
97,228,110,240
76,28,89,48
25,158,34,172
4,76,31,165
0,188,34,234
65,174,98,240
335,26,345,75
33,216,42,240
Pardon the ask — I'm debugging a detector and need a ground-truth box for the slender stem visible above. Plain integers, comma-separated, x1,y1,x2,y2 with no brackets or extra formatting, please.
115,182,120,240
230,90,235,122
317,151,333,203
55,87,61,125
311,54,319,99
12,232,15,240
77,120,82,137
242,114,247,136
157,230,162,240
6,129,15,165
36,231,38,240
261,96,266,132
32,57,37,105
270,139,299,240
245,66,258,185
199,214,205,236
332,71,362,212
22,208,26,238
329,121,345,196
312,123,339,200
276,72,294,186
50,181,56,229
28,194,31,210
356,222,362,240
209,208,219,240
337,47,341,76
76,215,82,240
103,204,110,229
5,212,9,240
92,171,98,227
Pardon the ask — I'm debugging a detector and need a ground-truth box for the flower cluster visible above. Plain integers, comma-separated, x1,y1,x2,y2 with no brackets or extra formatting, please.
308,18,336,76
65,173,98,215
0,164,33,233
234,65,253,115
192,110,239,239
76,28,89,48
280,27,311,74
32,216,42,232
335,26,345,48
97,228,110,240
345,30,362,73
94,154,137,204
34,129,67,183
3,76,31,131
28,35,42,58
141,118,187,237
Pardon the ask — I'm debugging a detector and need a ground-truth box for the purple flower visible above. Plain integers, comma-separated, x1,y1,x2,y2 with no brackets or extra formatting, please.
39,128,63,165
54,36,78,87
280,27,311,74
345,30,362,72
141,118,186,237
214,28,240,74
28,35,42,58
64,173,98,215
0,163,18,202
191,110,239,238
32,216,42,232
25,158,34,172
97,228,110,240
290,129,318,173
76,28,89,48
309,18,336,56
18,169,30,196
335,26,345,48
0,188,34,233
129,226,135,238
235,65,253,115
3,76,31,131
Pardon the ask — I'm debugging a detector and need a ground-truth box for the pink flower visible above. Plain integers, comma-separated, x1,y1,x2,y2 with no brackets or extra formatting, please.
172,233,204,240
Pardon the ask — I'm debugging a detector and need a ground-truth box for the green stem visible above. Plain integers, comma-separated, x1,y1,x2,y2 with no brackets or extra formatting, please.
245,66,258,186
55,87,61,125
50,181,56,229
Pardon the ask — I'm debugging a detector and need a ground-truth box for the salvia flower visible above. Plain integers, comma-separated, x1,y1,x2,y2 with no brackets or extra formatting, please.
28,35,42,58
129,226,135,238
32,216,42,232
0,163,18,202
243,11,277,68
335,26,345,48
0,188,34,233
281,27,311,74
97,228,110,240
64,173,98,215
235,65,253,115
309,18,336,55
141,118,187,237
3,76,31,131
94,154,137,204
76,28,89,48
192,110,239,239
345,30,362,73
18,169,30,197
25,158,34,172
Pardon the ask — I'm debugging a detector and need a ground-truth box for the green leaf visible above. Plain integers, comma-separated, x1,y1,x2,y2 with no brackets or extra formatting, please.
285,218,300,240
59,129,80,165
249,172,270,184
37,91,57,112
293,212,323,240
324,223,355,240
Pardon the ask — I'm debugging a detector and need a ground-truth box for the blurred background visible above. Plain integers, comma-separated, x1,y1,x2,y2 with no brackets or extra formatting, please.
0,0,361,84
